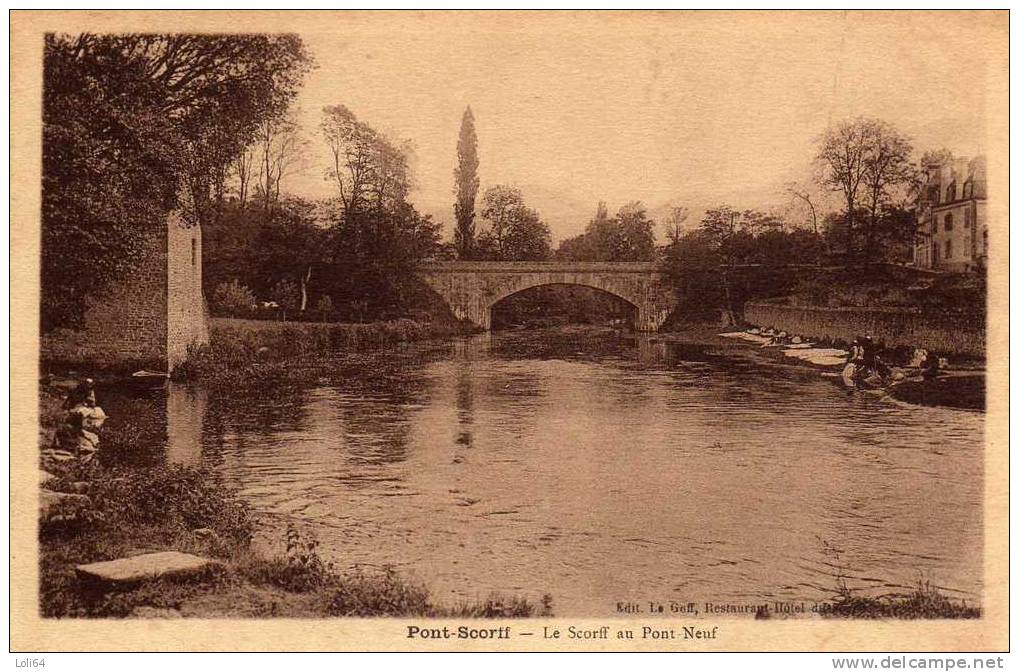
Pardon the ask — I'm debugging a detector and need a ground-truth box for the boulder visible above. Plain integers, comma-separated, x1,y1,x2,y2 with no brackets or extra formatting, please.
39,470,58,487
39,489,91,523
75,551,223,588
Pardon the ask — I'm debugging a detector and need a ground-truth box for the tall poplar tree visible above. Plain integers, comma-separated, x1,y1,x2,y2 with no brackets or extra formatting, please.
453,106,480,259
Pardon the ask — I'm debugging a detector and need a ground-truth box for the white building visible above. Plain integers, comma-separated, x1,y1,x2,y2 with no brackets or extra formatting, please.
913,156,987,272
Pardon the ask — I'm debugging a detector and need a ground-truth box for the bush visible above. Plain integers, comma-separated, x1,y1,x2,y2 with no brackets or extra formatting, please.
240,525,332,593
270,279,300,313
172,317,474,384
89,464,255,544
315,295,334,315
212,280,256,317
326,568,434,617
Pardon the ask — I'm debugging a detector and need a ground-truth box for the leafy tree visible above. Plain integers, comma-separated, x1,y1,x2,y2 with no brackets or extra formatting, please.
920,148,955,171
816,117,916,261
556,201,656,261
662,206,813,324
318,105,439,318
664,206,690,245
614,202,657,261
321,104,409,221
270,278,300,319
476,186,551,261
252,197,328,311
204,197,327,311
453,106,480,259
41,33,312,330
253,111,308,214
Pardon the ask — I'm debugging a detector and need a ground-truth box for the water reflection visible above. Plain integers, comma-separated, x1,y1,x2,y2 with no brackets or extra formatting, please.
166,385,206,466
133,331,982,615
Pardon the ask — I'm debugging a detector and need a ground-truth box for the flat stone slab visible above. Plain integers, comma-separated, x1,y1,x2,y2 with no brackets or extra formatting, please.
75,551,222,587
39,489,92,523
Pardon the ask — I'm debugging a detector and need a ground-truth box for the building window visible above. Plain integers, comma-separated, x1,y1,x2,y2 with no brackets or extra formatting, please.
932,216,938,233
932,242,940,263
945,239,952,259
963,180,972,199
928,186,940,205
191,237,197,267
946,181,956,202
944,213,953,231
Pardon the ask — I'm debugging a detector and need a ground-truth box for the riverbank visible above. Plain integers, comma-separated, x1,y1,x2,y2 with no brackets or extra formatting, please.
657,323,984,411
174,317,476,385
40,317,477,384
40,470,548,618
38,380,547,618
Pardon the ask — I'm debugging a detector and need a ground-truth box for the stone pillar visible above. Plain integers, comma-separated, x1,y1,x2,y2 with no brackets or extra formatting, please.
636,306,660,332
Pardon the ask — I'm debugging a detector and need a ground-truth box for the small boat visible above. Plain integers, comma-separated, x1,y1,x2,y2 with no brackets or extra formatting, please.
127,369,169,390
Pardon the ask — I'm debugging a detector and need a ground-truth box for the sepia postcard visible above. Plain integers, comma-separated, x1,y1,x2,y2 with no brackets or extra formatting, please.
9,9,1009,653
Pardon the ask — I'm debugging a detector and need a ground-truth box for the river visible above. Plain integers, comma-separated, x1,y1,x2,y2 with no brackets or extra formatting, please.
103,329,984,616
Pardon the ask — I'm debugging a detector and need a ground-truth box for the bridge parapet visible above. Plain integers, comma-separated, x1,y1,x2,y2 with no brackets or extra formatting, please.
418,261,663,274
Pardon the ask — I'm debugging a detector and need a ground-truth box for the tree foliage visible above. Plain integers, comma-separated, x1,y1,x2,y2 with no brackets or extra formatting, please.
321,104,411,221
203,197,327,308
662,206,823,323
556,201,657,261
320,105,441,315
212,279,256,316
453,106,480,260
816,117,917,261
475,186,552,261
42,32,312,330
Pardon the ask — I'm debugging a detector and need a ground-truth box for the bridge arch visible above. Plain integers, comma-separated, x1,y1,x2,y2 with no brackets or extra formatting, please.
488,281,639,327
416,261,677,332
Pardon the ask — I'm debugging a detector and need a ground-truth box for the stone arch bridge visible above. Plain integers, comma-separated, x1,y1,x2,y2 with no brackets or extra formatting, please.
416,261,678,332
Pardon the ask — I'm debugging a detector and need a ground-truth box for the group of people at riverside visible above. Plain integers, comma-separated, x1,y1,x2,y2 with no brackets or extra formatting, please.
738,327,949,390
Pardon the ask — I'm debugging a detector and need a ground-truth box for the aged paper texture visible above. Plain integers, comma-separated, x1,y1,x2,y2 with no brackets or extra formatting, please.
10,10,1008,652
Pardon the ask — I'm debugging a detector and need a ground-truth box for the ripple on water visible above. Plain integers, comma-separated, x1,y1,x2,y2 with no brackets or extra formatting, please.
137,332,985,616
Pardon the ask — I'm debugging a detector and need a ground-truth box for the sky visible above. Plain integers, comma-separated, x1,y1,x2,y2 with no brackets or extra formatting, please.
281,11,999,244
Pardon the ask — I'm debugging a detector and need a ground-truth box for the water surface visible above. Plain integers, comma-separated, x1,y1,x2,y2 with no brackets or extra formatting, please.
108,331,984,615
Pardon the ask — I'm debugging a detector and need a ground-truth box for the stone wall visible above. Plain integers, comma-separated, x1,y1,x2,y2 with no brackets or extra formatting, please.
44,211,209,371
166,214,209,369
75,229,168,367
744,302,985,357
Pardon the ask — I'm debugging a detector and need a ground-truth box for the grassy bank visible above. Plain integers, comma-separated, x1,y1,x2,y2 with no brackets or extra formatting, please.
40,459,549,618
820,580,980,619
38,379,547,619
174,317,475,385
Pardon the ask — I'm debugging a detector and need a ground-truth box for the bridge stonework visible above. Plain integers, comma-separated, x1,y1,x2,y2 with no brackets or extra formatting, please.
416,261,678,332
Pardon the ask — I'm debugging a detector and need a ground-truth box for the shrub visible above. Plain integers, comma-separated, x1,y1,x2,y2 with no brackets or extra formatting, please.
448,594,543,618
270,279,300,314
240,525,332,593
315,295,334,315
89,464,255,544
212,280,256,317
326,567,434,617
